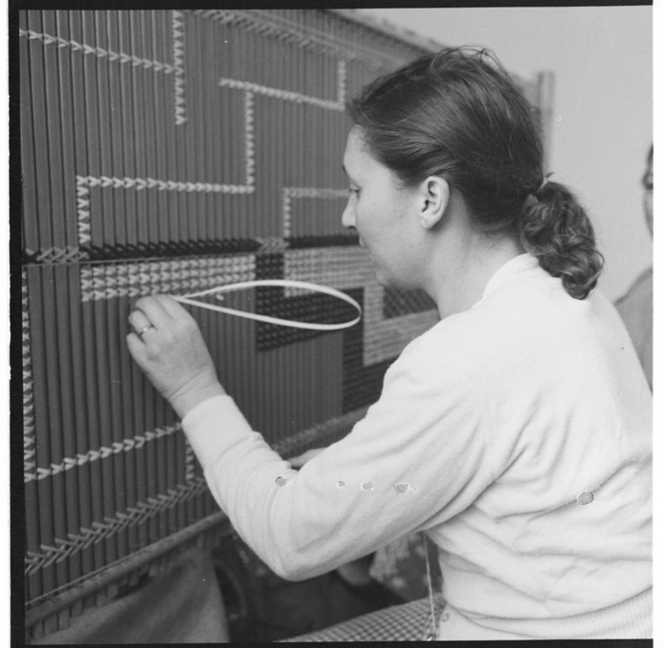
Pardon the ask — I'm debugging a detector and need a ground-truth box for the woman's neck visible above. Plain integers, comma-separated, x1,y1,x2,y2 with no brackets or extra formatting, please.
425,232,525,320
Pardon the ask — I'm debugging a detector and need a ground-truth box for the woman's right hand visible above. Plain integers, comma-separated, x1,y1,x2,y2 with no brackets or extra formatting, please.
126,294,225,419
288,447,325,469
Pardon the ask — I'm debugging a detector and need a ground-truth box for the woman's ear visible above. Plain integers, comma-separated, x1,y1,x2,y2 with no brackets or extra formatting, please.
419,176,450,230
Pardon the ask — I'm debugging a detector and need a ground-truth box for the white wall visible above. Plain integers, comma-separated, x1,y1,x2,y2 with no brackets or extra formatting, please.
360,7,652,301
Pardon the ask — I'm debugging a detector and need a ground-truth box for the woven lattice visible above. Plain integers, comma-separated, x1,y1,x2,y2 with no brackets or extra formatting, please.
19,9,553,635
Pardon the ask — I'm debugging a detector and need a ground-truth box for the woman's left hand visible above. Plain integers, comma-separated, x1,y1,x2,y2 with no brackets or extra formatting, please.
127,294,226,419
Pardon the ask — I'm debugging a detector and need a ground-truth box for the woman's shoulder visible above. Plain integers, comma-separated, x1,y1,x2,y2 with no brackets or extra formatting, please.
394,262,587,379
392,298,524,382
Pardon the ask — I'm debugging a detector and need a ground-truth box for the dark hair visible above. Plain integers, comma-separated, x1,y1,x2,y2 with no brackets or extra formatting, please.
346,47,603,300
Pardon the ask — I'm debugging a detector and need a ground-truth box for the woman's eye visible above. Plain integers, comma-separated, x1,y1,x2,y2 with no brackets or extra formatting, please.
348,187,360,196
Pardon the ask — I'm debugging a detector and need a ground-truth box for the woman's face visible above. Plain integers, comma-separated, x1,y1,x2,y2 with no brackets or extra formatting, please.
341,128,424,289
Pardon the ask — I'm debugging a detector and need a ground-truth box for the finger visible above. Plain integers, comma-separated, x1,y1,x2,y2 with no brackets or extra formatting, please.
133,294,174,326
127,309,153,335
153,293,197,322
126,332,148,361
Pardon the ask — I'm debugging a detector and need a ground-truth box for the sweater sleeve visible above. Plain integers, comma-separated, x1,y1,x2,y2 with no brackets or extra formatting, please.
181,332,496,581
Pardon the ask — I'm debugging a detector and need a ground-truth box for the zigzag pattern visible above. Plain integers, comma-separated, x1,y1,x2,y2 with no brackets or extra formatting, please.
184,439,195,482
362,284,439,367
74,45,348,251
199,10,330,54
80,255,255,301
25,477,209,574
76,174,254,194
286,187,349,200
75,173,255,249
281,245,438,366
283,186,349,238
24,423,182,483
23,271,36,477
76,177,92,246
20,22,188,128
172,10,187,125
283,246,374,294
18,28,176,74
24,245,89,264
256,237,289,254
195,9,406,69
22,402,377,576
244,92,256,186
337,59,347,105
220,77,345,112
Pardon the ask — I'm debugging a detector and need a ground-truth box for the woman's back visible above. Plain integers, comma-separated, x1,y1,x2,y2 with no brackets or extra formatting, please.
413,253,652,638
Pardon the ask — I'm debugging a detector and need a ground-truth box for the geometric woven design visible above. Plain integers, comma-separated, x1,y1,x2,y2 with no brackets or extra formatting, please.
280,594,446,642
19,8,553,636
19,8,435,620
79,255,255,302
383,287,437,319
195,9,411,69
23,270,36,477
172,10,187,125
24,423,183,483
18,27,178,73
25,477,210,576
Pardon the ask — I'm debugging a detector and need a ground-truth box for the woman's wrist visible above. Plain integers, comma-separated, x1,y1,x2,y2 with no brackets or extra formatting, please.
170,379,227,420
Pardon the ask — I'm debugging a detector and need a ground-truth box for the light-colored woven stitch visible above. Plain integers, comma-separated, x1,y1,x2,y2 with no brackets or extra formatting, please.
337,59,347,104
220,78,345,112
283,246,438,365
22,271,36,477
171,10,187,126
244,91,256,186
184,437,196,482
279,595,445,642
256,237,289,254
75,103,256,246
76,176,92,246
80,255,255,302
20,20,189,128
76,175,254,193
18,28,176,73
24,246,89,264
195,9,416,70
172,10,187,125
363,282,439,367
25,477,210,575
24,423,182,484
282,186,349,239
283,247,374,295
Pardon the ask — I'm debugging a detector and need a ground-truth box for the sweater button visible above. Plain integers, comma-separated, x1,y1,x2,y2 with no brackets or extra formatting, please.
576,490,594,505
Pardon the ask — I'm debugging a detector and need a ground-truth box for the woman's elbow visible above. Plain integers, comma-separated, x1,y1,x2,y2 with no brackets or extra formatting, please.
264,550,327,582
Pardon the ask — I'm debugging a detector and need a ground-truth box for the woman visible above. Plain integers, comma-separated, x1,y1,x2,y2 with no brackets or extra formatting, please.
127,48,652,640
614,145,653,390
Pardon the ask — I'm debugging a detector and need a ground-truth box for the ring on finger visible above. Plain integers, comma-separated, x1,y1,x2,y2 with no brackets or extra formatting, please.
138,325,155,338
